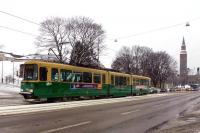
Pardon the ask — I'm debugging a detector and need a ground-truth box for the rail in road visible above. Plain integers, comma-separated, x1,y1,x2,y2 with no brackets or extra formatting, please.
0,93,175,116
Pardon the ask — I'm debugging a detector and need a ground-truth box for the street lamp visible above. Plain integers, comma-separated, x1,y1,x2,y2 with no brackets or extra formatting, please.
186,22,190,27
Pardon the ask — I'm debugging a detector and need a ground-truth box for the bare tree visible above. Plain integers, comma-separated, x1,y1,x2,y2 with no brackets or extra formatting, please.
66,16,105,67
36,17,69,63
146,51,177,87
131,46,152,74
36,16,105,66
112,46,177,88
70,41,97,67
111,46,133,73
111,46,152,74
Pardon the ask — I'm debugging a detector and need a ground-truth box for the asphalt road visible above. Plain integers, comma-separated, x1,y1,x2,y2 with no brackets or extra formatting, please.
0,92,200,133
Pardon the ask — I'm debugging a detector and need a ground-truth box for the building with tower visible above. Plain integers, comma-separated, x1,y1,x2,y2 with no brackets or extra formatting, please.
179,37,187,85
179,37,200,86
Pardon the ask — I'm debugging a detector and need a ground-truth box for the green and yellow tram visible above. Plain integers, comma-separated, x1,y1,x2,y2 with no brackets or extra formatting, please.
20,60,151,101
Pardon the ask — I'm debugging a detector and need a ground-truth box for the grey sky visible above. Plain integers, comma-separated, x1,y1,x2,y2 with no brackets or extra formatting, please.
0,0,200,70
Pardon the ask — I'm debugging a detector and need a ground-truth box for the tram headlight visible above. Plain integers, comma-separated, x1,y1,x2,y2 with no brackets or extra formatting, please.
28,89,33,93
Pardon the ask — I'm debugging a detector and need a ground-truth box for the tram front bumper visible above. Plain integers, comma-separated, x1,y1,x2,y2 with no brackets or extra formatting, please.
19,92,34,99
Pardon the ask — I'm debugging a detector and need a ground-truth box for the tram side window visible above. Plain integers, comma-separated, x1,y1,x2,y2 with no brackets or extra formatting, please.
102,74,106,84
135,79,140,85
94,74,101,84
118,76,126,86
39,67,47,81
147,80,150,86
60,69,72,82
133,78,136,86
127,77,130,85
111,75,114,85
24,64,38,80
145,80,149,86
73,72,82,82
147,80,150,85
115,76,119,86
143,80,147,85
120,77,125,86
83,72,92,83
141,79,144,85
51,68,59,81
140,79,143,85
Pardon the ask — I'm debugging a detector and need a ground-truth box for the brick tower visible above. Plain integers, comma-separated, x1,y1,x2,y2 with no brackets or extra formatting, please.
180,37,187,85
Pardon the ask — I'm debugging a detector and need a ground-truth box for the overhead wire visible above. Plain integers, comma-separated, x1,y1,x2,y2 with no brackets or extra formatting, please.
0,10,39,36
116,23,185,40
0,26,37,36
105,16,200,55
106,20,189,54
113,16,200,41
0,10,39,25
2,10,200,40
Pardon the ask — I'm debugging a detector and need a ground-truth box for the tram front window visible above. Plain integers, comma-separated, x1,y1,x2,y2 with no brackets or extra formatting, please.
24,64,38,80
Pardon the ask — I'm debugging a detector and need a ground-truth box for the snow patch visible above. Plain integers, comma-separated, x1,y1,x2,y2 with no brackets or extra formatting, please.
0,84,20,93
0,92,10,96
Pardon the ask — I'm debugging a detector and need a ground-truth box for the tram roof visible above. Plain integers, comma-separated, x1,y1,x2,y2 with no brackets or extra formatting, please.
24,60,150,79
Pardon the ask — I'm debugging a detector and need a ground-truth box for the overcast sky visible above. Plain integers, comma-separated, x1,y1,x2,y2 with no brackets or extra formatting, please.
0,0,200,71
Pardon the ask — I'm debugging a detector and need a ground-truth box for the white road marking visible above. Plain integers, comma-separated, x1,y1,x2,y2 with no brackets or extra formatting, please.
121,109,140,115
40,121,91,133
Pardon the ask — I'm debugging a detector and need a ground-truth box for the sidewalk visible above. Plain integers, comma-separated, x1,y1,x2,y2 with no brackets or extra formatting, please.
0,83,20,96
0,83,20,93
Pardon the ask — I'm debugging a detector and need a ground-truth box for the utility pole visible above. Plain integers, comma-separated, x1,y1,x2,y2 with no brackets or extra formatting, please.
13,61,14,84
97,39,100,68
1,60,3,83
98,43,100,67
